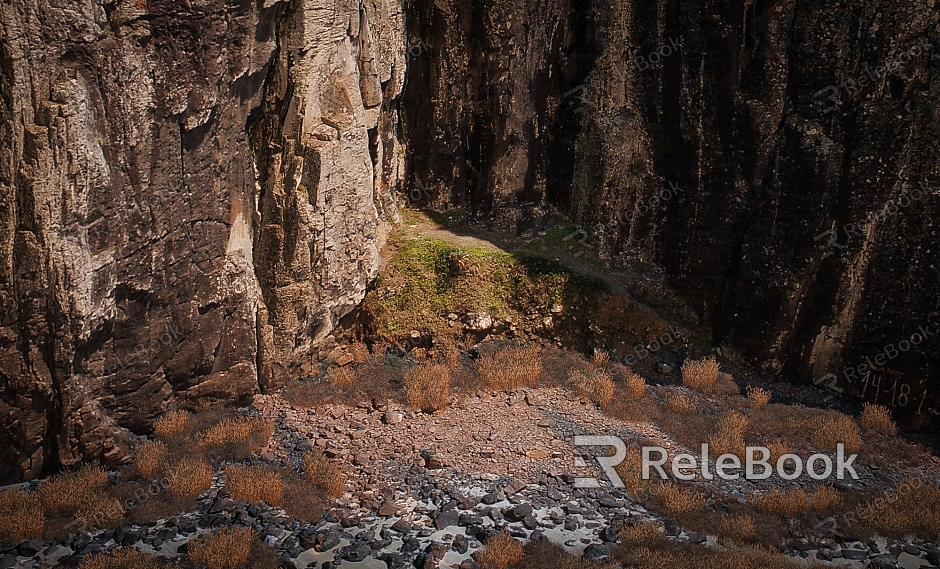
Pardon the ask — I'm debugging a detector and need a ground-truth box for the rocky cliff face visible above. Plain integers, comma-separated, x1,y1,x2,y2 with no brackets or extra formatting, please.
1,0,938,482
0,0,405,482
402,0,940,424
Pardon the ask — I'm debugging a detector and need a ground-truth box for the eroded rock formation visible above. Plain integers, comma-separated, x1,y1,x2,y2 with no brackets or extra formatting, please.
0,0,405,482
402,0,940,423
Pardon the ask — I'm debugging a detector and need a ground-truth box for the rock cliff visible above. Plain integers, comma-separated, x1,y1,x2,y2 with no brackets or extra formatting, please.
2,0,939,482
0,0,405,482
402,0,940,423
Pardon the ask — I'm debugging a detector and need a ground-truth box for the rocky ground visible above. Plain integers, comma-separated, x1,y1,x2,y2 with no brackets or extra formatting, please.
5,386,939,569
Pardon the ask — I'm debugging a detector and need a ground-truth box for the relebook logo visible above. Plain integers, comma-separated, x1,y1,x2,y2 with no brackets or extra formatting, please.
641,444,859,482
571,436,859,488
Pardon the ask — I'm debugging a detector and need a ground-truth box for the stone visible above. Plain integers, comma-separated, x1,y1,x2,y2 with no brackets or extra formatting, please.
452,534,469,554
504,503,534,521
583,544,611,561
379,502,400,516
435,511,460,530
341,542,372,562
525,450,549,459
384,411,403,425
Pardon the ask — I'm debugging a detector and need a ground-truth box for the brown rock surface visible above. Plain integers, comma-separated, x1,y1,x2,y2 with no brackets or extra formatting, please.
0,0,405,482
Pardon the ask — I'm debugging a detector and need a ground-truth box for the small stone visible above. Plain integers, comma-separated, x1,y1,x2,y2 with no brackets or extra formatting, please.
452,534,469,554
384,410,403,425
504,503,533,521
379,502,400,516
525,450,549,460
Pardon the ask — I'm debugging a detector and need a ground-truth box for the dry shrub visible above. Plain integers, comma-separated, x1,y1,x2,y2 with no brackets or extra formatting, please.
812,412,861,453
591,351,610,368
746,386,771,409
619,521,665,549
664,390,696,413
518,540,618,569
196,416,272,460
40,464,110,516
327,365,356,387
621,542,831,569
766,441,789,463
224,465,283,506
718,515,755,544
810,485,842,512
656,483,705,518
475,531,524,569
198,417,253,447
437,337,462,369
614,447,654,495
282,379,331,408
568,369,614,406
849,477,940,540
709,411,747,455
712,372,740,394
0,489,44,543
80,548,169,569
166,458,214,498
135,440,168,478
188,526,254,569
154,410,189,439
403,362,451,412
302,452,346,498
860,403,896,435
477,344,541,390
681,356,720,390
626,373,646,398
751,488,808,517
282,471,326,522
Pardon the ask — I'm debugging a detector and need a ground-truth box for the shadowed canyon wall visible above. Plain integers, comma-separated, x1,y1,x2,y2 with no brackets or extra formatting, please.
402,0,940,425
0,0,405,482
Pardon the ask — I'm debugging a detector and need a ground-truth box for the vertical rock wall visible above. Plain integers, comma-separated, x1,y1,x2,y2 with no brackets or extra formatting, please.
402,0,940,422
0,0,405,482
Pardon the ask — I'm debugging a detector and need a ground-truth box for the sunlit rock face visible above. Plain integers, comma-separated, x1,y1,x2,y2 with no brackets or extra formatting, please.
0,0,405,482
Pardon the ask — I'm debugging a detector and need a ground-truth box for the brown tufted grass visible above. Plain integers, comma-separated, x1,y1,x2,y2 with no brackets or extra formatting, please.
709,411,747,456
166,458,214,498
135,440,168,478
475,531,524,569
625,372,647,398
568,368,615,406
476,344,541,391
154,410,189,439
224,465,283,506
718,515,756,545
619,521,665,549
0,489,44,543
39,464,110,517
812,411,861,453
746,386,771,409
681,356,720,390
403,362,451,412
80,548,171,569
656,483,705,519
664,390,696,414
302,452,346,498
859,403,896,435
197,417,253,447
750,488,808,517
187,526,254,569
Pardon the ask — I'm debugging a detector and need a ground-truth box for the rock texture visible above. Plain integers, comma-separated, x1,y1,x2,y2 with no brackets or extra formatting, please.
402,0,940,420
0,0,405,482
